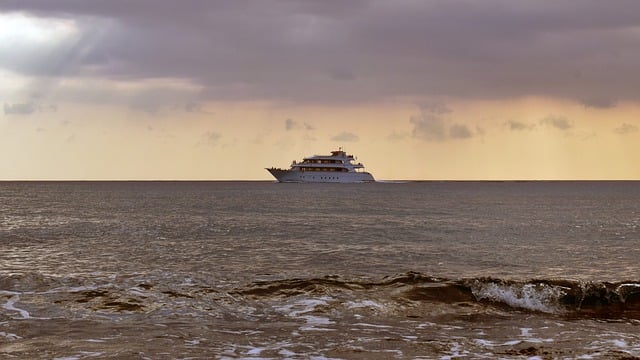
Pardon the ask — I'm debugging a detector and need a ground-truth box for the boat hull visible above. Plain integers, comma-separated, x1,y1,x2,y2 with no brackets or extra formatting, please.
266,168,375,183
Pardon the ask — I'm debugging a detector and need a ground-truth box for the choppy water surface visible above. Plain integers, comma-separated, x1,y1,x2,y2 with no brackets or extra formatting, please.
1,181,639,359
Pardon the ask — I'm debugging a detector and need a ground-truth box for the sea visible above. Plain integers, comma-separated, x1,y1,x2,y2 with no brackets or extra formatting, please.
1,181,639,359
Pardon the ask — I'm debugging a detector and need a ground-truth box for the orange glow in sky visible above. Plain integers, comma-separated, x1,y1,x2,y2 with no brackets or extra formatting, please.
1,3,639,180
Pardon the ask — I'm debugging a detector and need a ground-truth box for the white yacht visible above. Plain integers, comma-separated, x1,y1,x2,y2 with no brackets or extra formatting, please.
266,148,375,183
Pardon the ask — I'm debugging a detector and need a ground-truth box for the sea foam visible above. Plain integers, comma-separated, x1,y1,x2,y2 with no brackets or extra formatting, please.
470,281,566,313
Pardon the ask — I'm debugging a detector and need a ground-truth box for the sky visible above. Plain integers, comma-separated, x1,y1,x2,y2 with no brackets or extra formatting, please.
1,0,640,180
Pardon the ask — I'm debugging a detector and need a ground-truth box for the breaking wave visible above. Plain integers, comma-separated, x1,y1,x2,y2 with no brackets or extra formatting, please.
2,271,639,320
232,272,640,320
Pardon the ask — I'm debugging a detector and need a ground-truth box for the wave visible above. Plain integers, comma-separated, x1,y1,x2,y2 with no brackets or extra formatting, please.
468,278,640,318
3,271,639,320
232,272,640,320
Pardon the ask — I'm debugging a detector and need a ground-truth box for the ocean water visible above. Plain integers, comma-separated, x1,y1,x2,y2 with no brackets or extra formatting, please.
1,181,639,359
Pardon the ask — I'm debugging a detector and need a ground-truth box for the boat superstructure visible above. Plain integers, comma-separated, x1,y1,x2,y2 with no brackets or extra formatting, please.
266,148,375,183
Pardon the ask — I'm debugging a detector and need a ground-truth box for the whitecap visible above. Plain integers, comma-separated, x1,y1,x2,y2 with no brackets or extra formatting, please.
474,339,495,347
501,340,522,346
2,295,30,319
300,315,334,326
246,346,264,355
609,339,628,348
278,349,297,357
471,282,565,313
53,352,104,360
353,322,392,328
300,325,335,332
274,297,332,318
345,300,384,310
0,331,22,340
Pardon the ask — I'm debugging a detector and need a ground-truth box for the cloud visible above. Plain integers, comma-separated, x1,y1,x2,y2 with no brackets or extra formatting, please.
541,115,573,130
410,107,447,141
410,102,477,141
50,77,203,113
505,120,536,131
3,100,58,116
331,131,359,142
419,101,452,115
580,97,617,109
285,118,315,131
285,118,296,131
303,133,318,142
614,123,639,135
3,1,640,105
387,131,409,141
184,101,209,113
3,102,37,115
199,131,222,147
411,116,445,141
449,124,473,139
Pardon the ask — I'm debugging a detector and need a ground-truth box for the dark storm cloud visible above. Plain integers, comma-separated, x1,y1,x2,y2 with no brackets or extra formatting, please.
3,0,640,105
